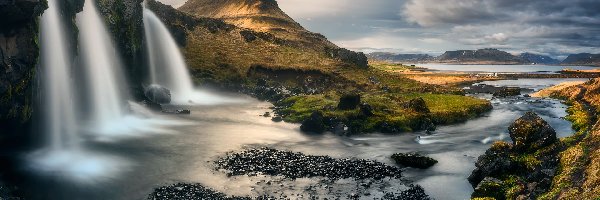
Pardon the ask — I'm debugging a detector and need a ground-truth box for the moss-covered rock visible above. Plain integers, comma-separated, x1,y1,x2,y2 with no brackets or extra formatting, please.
337,93,361,110
508,112,557,152
472,177,505,199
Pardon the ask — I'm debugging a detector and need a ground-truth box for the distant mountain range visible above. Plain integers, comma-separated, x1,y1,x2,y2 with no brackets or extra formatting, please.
367,53,433,63
367,49,599,66
561,53,600,66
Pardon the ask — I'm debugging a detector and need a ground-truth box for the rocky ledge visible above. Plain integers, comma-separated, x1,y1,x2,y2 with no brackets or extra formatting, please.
468,112,561,199
215,147,402,180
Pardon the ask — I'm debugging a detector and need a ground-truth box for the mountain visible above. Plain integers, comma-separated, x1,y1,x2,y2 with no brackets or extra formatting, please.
518,53,560,65
179,0,314,42
367,52,433,63
561,53,600,66
435,48,526,64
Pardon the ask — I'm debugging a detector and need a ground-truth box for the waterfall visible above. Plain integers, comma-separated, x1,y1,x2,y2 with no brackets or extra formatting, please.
143,8,196,104
77,0,126,128
40,0,78,150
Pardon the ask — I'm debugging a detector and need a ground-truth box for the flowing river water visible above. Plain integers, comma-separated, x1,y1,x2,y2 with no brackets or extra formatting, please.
6,78,586,200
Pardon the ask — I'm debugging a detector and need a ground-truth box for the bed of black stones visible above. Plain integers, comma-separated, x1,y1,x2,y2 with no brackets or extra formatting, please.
214,147,403,180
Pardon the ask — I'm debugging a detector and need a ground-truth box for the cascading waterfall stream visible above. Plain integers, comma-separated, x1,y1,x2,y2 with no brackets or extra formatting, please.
77,0,126,129
143,8,196,104
40,0,78,150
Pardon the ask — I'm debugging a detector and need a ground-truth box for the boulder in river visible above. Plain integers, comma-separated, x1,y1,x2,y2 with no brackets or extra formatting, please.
391,152,438,169
337,93,361,110
300,111,326,133
508,111,557,151
144,84,171,104
492,87,521,97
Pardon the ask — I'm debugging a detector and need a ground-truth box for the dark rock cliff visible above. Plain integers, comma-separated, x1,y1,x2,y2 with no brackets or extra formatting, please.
96,0,146,99
0,0,47,140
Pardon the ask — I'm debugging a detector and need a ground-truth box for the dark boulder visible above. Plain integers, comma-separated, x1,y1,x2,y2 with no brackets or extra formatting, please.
468,141,515,186
337,94,361,110
300,111,326,133
144,84,171,104
405,98,430,113
271,116,283,122
508,112,557,151
391,152,438,169
359,103,374,117
493,87,521,97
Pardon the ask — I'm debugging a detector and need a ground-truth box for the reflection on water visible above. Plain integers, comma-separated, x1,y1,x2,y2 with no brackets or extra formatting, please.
14,79,580,200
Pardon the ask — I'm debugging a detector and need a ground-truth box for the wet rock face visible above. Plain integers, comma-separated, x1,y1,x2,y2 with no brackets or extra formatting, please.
391,153,438,169
508,112,557,151
337,93,361,110
144,84,171,104
300,111,326,133
0,0,47,136
215,147,403,180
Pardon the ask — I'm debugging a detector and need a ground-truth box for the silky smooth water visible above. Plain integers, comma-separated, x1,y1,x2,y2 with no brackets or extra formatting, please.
417,64,597,73
39,0,78,150
143,8,196,104
13,79,579,200
77,0,127,129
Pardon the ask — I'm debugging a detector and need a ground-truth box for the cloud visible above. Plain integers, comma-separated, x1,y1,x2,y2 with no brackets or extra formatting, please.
159,0,600,58
485,33,509,44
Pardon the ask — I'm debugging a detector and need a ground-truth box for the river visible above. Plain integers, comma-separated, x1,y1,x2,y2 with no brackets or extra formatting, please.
6,78,584,200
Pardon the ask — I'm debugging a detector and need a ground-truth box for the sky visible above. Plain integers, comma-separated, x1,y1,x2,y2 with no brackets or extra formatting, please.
158,0,600,59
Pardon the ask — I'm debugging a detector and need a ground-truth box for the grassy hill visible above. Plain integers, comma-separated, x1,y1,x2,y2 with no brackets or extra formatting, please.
147,0,491,134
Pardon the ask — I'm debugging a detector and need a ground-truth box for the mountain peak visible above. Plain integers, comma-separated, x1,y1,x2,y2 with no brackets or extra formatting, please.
178,0,304,32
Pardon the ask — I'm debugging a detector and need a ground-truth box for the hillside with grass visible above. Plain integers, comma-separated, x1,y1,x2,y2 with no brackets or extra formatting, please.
147,0,491,134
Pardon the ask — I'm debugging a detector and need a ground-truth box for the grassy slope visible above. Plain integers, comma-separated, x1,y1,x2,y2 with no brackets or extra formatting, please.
148,0,491,134
536,79,600,199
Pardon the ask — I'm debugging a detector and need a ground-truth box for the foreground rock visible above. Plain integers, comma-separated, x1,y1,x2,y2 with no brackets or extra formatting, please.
469,112,560,199
299,111,326,133
215,147,402,180
391,153,438,169
144,84,172,104
508,112,557,151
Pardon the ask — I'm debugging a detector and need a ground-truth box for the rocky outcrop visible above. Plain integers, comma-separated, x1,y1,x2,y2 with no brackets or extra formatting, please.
325,47,368,68
469,112,560,199
0,0,48,140
508,112,557,151
391,152,438,169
